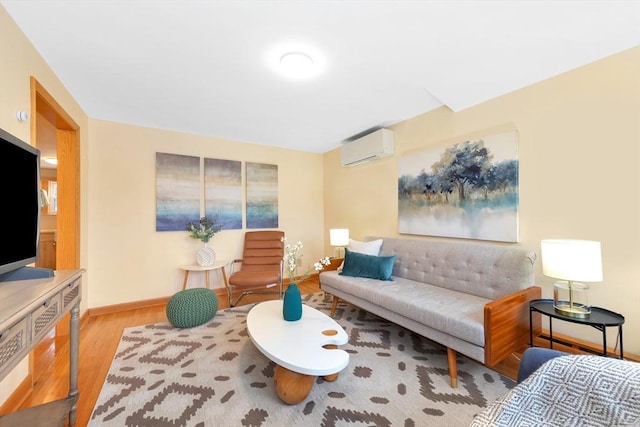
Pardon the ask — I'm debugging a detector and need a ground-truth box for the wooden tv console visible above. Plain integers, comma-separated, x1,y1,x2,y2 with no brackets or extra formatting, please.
0,269,84,426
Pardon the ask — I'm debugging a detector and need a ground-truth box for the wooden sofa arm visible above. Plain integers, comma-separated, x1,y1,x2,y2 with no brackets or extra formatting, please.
484,286,541,367
323,258,344,272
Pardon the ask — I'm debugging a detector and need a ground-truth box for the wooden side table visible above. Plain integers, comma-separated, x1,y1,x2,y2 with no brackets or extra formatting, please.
181,260,230,290
324,257,344,272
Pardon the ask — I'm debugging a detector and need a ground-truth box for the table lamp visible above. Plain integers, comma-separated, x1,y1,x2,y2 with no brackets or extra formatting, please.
540,239,603,318
329,228,349,258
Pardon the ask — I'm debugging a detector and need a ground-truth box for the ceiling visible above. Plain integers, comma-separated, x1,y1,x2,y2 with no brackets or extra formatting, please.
2,1,639,154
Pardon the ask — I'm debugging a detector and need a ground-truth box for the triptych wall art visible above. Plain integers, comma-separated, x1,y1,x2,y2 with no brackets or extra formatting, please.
156,153,278,232
156,153,200,232
398,130,519,242
246,162,279,229
204,158,242,230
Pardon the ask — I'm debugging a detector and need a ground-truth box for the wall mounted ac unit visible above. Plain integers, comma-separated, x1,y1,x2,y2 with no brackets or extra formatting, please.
340,128,394,166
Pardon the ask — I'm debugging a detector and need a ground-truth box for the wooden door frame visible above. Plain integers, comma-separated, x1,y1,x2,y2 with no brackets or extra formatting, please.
30,77,80,378
30,77,80,271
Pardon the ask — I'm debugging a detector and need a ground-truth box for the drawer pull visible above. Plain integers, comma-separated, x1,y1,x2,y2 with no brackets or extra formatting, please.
0,330,6,341
43,299,51,308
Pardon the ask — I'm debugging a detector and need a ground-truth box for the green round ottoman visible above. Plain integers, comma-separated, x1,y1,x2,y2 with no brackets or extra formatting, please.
166,288,218,328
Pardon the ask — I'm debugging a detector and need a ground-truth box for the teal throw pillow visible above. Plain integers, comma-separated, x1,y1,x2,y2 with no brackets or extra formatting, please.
340,248,396,281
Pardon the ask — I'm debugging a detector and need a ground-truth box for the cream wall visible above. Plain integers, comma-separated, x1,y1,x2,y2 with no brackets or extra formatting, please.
324,46,640,356
2,0,639,406
0,6,90,305
87,119,325,308
0,5,90,406
2,2,325,404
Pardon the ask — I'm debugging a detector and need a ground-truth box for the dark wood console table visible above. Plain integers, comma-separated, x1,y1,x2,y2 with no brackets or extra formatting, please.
0,269,84,426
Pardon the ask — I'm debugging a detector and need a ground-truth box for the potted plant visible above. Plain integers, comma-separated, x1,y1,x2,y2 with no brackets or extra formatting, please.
186,216,222,266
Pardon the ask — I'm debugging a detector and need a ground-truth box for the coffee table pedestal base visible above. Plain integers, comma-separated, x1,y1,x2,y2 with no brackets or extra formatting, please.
274,365,341,405
247,301,349,405
275,365,314,405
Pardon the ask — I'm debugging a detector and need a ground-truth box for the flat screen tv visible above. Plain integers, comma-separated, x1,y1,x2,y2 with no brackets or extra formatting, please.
0,127,41,276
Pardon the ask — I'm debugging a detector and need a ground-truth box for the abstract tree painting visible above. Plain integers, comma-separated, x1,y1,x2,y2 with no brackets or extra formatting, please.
398,130,519,242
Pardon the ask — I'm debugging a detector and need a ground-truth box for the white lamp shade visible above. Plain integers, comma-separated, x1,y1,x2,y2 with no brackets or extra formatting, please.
329,229,349,246
541,239,603,282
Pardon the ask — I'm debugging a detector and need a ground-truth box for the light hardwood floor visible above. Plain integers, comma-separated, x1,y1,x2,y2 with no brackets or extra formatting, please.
6,281,320,426
6,280,521,426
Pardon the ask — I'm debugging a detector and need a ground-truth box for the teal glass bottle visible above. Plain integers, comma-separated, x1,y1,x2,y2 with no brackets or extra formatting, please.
283,283,302,321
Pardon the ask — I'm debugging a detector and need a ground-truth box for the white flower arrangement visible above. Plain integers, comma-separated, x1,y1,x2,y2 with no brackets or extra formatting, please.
281,237,330,284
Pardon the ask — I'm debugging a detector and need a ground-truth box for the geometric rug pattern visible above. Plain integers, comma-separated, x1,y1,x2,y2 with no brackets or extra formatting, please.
89,292,514,426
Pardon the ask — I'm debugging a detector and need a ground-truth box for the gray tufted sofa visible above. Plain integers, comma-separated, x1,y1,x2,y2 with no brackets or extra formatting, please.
319,236,541,387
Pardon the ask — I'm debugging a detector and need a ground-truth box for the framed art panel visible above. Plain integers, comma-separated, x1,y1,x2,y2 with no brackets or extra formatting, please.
204,158,242,229
246,162,278,229
156,152,200,231
398,130,519,242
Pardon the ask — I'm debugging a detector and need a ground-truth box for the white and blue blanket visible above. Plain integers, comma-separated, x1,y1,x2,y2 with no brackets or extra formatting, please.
471,354,640,426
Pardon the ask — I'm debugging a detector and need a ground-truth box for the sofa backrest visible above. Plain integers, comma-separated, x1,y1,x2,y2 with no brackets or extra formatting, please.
368,237,536,300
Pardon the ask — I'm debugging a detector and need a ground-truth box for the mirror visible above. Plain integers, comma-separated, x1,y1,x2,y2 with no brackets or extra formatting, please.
47,180,57,214
40,179,57,215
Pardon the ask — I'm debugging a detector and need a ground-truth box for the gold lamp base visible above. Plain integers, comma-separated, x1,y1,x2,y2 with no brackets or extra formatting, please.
554,301,591,318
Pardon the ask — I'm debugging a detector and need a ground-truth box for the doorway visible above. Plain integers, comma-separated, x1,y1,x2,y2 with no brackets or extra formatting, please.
30,77,80,380
31,77,80,272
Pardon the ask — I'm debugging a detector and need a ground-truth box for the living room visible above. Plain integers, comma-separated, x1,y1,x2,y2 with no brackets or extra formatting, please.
0,1,639,423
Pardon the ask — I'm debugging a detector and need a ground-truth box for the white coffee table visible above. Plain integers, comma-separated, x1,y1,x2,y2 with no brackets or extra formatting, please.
246,299,349,404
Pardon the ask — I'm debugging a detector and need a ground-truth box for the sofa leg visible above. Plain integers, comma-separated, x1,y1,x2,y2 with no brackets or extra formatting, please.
447,347,457,388
330,296,340,317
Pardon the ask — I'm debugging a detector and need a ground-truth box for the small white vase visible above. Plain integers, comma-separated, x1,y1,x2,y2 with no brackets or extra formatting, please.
196,243,216,266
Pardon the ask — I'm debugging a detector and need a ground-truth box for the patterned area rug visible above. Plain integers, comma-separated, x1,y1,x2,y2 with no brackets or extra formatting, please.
89,293,514,426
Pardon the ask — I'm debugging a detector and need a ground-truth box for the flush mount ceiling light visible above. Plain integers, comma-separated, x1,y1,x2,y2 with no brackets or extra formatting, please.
267,43,326,80
279,51,315,79
43,157,58,165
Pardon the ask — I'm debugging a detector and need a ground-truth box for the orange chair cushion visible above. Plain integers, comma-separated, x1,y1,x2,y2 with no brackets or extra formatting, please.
228,269,280,287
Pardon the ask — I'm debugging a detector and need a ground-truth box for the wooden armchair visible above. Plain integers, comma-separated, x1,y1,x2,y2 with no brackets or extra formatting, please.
226,230,284,307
